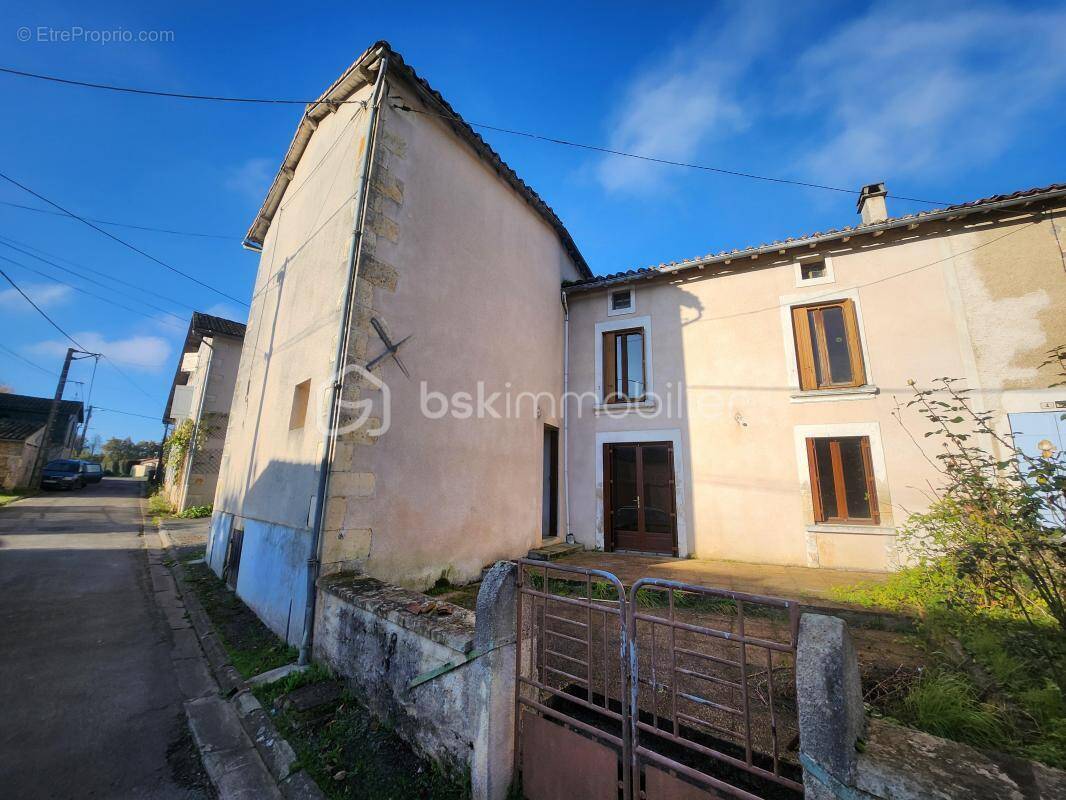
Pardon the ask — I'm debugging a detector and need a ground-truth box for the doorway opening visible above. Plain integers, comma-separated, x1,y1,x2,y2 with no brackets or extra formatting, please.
604,441,678,555
542,426,559,540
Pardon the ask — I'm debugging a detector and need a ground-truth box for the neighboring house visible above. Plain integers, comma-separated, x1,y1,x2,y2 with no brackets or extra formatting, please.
207,40,1066,650
131,458,160,479
563,183,1066,571
0,393,84,481
208,41,588,645
0,419,45,490
162,312,246,512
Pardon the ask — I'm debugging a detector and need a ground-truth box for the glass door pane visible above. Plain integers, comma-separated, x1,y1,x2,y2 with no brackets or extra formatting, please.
610,445,639,532
640,445,673,535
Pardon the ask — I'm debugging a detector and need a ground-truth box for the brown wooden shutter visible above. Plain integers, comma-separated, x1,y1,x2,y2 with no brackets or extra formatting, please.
602,332,616,403
792,307,817,390
860,437,880,524
842,299,867,387
806,438,824,522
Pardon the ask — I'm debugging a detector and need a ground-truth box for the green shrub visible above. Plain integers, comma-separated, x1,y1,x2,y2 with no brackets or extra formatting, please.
147,490,174,517
899,672,1010,748
177,504,212,519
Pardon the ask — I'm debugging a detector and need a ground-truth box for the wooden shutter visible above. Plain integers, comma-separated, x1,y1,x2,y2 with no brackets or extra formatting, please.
860,437,880,524
842,299,867,387
806,438,824,522
792,307,818,390
602,332,616,403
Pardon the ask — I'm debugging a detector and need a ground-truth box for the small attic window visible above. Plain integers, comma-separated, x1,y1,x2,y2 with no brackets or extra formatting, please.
607,287,635,316
801,261,827,281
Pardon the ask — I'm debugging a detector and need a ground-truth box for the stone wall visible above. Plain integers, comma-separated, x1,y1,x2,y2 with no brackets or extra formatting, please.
797,613,1066,799
313,561,517,800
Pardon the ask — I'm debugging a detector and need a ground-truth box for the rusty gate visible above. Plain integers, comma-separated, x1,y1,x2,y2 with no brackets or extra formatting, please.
514,559,803,800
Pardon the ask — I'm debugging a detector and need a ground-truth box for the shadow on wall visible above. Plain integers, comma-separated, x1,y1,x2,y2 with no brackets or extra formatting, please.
208,458,317,647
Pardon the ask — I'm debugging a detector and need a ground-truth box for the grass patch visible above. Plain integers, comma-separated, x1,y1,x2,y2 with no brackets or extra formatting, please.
896,671,1010,748
181,560,296,678
253,671,469,800
424,576,479,611
839,571,1066,768
0,490,33,507
147,490,175,520
176,504,212,519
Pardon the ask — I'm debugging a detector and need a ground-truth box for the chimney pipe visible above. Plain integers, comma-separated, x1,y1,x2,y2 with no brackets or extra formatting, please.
857,182,888,224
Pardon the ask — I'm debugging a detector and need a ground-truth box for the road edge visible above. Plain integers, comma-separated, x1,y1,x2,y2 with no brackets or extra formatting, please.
142,502,324,800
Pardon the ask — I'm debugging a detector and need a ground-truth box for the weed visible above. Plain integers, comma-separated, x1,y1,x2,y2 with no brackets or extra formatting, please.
898,672,1010,748
147,490,174,518
176,504,212,519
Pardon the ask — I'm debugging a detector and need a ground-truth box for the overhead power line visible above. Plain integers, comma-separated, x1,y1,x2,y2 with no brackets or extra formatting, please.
0,251,183,324
0,171,248,307
0,266,86,349
0,341,59,377
0,65,365,106
93,406,160,420
391,104,953,207
0,235,191,320
0,199,237,240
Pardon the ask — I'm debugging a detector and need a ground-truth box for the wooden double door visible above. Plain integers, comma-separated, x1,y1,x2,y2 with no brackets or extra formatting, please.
604,442,678,555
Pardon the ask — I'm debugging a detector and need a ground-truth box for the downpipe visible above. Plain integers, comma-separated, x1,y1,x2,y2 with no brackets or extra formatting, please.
562,290,572,542
299,52,390,666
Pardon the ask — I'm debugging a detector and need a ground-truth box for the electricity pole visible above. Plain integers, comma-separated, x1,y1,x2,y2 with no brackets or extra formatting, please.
29,347,75,490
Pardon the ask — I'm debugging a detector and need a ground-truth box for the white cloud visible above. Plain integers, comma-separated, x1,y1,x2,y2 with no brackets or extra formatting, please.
30,331,171,372
791,4,1066,184
595,9,771,193
225,157,275,202
0,282,72,311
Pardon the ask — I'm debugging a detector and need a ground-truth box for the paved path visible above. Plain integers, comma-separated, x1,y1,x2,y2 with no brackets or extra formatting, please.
0,478,211,799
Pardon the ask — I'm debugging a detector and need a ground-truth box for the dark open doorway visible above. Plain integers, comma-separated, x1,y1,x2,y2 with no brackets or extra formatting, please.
542,425,559,539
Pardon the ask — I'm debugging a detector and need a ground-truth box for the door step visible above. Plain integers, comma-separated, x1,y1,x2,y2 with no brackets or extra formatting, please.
526,540,583,561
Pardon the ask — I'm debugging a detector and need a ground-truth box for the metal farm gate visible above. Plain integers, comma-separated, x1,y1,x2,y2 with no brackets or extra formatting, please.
514,559,803,800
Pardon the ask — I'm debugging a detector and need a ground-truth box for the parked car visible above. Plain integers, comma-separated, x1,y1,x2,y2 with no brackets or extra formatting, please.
41,459,87,490
79,461,104,484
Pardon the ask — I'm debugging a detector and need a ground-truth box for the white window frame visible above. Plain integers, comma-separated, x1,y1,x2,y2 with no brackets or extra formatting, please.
793,254,836,288
594,427,689,557
606,286,636,317
595,315,653,406
778,287,876,401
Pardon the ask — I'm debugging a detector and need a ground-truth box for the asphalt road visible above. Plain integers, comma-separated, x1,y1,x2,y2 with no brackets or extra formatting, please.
0,478,211,799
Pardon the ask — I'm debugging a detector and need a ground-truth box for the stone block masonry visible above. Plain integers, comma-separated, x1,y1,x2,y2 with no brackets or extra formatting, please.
313,561,519,800
796,612,1066,799
320,117,406,577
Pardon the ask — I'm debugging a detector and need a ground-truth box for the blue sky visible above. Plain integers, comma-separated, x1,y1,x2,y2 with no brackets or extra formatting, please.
0,0,1063,443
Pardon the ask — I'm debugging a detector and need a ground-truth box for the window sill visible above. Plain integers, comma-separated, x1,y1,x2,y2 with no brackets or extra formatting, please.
594,400,658,415
790,385,879,403
807,523,895,536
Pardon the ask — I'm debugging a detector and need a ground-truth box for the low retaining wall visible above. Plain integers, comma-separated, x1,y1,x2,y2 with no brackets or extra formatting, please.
313,562,517,800
797,614,1066,799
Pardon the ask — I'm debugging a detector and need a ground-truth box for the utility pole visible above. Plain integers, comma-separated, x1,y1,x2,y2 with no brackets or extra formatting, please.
76,405,93,455
29,347,75,490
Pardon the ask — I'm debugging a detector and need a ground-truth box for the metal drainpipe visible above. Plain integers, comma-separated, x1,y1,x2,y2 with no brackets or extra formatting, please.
299,52,390,666
180,339,214,511
561,290,572,542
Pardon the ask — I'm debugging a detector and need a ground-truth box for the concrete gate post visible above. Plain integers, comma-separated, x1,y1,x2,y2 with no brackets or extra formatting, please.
795,613,866,799
470,561,518,800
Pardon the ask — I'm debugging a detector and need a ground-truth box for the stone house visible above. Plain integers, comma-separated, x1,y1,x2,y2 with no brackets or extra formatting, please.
206,42,588,647
563,183,1066,571
162,312,246,511
0,419,45,490
206,39,1066,651
0,393,84,489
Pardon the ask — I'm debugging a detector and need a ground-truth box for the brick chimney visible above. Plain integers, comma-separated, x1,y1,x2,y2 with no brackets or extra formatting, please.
857,182,888,224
